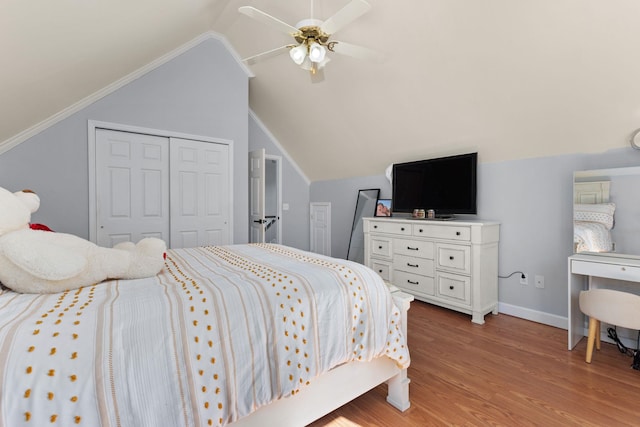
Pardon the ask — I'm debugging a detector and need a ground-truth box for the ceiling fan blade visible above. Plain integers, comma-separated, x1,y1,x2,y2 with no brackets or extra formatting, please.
320,0,371,35
242,45,291,66
238,6,299,36
310,66,325,83
331,41,384,62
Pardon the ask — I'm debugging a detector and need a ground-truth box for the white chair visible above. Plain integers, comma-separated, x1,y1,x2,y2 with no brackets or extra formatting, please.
579,289,640,363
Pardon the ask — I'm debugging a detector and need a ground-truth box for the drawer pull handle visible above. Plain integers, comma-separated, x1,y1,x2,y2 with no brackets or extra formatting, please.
407,280,419,285
456,231,461,236
449,256,454,260
378,246,383,249
378,269,383,273
407,263,419,268
374,225,378,229
419,229,423,233
401,227,405,231
407,246,419,251
449,285,454,290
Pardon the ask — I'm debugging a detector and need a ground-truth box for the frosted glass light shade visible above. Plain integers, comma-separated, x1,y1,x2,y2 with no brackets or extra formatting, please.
308,42,326,63
289,44,307,65
300,56,313,71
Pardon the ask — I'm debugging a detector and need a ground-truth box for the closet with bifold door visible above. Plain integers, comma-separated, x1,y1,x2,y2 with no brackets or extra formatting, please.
91,127,232,249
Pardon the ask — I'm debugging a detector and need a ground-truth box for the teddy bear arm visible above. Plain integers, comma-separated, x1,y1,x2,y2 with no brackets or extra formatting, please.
1,232,87,280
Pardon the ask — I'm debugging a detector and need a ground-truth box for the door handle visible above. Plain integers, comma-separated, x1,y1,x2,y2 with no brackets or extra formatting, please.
253,219,266,224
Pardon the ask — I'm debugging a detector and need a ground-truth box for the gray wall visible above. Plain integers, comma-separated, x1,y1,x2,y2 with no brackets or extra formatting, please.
310,148,640,325
0,37,250,243
311,175,392,260
3,30,639,326
248,113,310,250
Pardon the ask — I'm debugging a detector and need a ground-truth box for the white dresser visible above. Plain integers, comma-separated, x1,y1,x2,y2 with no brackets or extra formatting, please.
363,218,500,324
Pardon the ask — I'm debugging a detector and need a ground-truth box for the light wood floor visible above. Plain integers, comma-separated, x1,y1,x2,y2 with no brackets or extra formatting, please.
310,300,640,427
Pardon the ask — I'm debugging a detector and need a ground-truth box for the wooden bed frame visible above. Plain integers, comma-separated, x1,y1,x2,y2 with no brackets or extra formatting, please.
232,291,413,427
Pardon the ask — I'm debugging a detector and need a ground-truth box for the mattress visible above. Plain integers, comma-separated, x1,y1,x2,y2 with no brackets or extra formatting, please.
0,244,409,426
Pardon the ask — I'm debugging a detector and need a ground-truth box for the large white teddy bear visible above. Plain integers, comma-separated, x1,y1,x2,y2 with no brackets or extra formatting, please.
0,187,167,294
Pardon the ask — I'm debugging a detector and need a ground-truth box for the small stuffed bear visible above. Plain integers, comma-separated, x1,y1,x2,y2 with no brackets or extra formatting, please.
0,186,167,294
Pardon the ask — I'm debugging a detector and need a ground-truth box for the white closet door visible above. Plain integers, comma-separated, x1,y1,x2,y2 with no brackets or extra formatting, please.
170,138,230,248
95,129,170,247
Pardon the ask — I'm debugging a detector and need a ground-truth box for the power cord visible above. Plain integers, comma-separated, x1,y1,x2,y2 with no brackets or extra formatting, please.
498,271,526,279
607,327,640,370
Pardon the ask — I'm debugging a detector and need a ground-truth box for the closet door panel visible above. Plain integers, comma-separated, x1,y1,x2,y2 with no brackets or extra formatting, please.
96,129,170,247
170,138,230,248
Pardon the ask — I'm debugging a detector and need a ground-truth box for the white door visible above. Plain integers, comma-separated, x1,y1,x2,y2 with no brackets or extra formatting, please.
249,149,266,243
170,138,230,248
95,129,170,247
310,203,331,256
264,155,282,244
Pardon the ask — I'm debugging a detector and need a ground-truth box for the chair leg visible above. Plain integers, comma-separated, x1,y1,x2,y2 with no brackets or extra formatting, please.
586,317,598,363
595,319,601,351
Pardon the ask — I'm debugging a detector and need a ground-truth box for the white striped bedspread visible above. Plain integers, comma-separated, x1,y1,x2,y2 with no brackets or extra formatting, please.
0,243,409,427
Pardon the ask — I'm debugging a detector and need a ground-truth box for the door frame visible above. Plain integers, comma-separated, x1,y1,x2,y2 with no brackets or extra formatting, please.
88,120,234,244
265,154,282,245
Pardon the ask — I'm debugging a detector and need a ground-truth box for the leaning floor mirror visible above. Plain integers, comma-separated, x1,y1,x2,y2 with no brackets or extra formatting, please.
347,188,380,264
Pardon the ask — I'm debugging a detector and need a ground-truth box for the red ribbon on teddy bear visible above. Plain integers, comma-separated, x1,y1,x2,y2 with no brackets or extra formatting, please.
29,223,53,232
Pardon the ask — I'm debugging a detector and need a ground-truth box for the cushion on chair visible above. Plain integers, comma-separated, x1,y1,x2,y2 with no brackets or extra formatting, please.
579,289,640,330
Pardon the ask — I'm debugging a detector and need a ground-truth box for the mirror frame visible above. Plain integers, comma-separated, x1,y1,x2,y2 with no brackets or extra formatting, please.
573,166,640,258
347,188,380,263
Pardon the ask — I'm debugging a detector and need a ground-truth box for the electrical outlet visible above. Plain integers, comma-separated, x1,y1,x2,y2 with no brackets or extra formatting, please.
535,275,545,289
520,273,528,285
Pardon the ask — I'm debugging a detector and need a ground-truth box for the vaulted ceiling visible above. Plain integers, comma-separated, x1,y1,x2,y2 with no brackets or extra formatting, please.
4,1,640,181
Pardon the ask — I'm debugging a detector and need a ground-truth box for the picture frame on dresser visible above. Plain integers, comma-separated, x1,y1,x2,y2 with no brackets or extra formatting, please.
375,199,392,217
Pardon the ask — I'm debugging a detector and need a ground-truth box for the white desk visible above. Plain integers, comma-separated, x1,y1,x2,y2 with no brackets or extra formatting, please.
568,253,640,349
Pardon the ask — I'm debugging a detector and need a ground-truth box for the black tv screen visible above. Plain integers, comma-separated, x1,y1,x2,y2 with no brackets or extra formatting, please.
392,153,477,215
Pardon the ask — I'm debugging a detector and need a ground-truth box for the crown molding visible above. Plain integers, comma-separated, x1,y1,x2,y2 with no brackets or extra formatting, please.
0,31,253,156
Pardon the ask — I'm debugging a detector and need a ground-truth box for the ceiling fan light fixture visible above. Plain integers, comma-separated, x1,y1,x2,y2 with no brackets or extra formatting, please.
289,44,307,65
300,56,314,71
316,57,330,69
308,42,326,63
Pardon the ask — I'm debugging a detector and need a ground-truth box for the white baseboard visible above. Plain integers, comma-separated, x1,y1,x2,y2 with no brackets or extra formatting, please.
498,302,568,330
499,303,639,351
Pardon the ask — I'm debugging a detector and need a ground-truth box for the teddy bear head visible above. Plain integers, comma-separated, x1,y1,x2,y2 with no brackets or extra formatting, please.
0,187,41,237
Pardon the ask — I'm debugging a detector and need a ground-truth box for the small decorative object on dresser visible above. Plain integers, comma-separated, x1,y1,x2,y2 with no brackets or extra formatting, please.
375,199,392,217
364,217,500,324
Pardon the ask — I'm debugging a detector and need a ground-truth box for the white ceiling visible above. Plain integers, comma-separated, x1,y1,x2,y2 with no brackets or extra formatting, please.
4,0,640,181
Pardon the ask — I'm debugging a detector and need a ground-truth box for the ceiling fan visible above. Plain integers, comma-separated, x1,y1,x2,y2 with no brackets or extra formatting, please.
238,0,382,81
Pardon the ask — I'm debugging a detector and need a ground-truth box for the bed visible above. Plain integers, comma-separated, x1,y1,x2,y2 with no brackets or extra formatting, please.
0,243,411,427
573,181,616,253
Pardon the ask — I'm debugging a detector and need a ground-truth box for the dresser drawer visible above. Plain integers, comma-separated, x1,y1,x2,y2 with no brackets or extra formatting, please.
370,260,391,281
436,243,470,274
393,239,434,259
394,270,435,296
368,221,412,236
413,224,471,241
393,255,434,277
437,272,470,304
370,236,393,258
571,260,640,282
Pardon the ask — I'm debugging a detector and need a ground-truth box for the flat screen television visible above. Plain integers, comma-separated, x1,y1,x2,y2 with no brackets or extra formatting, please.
392,152,477,217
